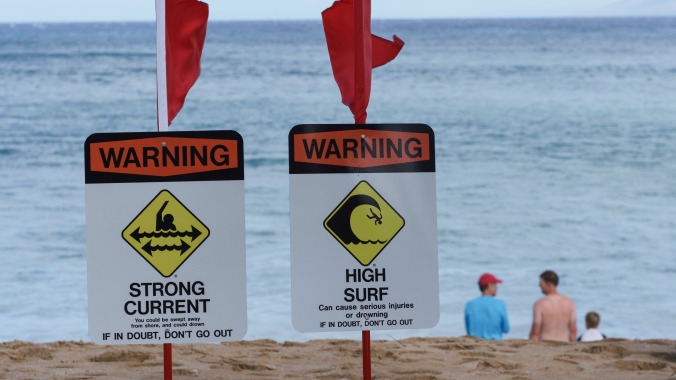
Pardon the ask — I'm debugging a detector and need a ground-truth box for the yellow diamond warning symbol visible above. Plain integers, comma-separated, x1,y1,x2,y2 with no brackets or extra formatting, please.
324,181,405,266
122,190,209,277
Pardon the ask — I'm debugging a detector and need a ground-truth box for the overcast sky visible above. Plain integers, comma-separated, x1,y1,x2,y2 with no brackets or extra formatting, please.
1,0,674,23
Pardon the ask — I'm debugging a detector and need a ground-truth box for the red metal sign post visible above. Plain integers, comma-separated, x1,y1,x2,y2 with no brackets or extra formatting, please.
156,0,208,377
164,343,172,380
354,1,372,379
322,0,404,377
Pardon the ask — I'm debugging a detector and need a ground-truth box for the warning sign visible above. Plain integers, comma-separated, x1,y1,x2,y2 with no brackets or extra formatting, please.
85,130,247,345
289,124,439,333
324,181,404,266
122,190,210,277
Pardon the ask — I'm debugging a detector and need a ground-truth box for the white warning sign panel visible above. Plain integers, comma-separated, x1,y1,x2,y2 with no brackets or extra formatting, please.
289,124,439,333
85,131,247,344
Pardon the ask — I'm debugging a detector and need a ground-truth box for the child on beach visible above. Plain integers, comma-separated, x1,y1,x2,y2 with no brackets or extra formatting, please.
578,311,606,342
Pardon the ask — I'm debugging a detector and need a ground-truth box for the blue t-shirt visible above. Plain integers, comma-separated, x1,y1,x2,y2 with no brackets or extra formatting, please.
464,296,509,340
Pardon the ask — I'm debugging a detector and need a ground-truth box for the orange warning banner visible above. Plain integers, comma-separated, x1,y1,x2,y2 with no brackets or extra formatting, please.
89,137,238,177
293,129,430,168
85,131,244,183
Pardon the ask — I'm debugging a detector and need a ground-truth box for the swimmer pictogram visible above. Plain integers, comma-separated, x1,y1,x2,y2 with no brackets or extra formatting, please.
122,190,210,277
324,181,404,266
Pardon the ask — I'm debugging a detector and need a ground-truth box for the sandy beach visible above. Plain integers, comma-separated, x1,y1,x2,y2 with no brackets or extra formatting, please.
1,337,674,379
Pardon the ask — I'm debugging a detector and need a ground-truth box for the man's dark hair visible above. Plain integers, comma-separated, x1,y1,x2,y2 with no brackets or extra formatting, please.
479,283,488,292
540,270,559,286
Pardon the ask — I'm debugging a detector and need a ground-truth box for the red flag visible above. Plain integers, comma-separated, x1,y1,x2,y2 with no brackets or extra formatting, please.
165,0,209,125
322,0,404,124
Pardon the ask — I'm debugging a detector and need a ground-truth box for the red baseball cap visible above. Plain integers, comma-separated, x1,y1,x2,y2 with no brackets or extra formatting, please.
478,273,503,286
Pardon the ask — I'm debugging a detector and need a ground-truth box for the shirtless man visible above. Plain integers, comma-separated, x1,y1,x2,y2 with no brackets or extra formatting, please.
529,270,577,342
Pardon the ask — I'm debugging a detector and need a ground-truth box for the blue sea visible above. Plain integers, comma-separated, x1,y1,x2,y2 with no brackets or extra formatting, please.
1,18,675,343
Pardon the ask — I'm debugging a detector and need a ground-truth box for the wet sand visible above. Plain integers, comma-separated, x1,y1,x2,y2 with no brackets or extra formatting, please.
1,337,674,379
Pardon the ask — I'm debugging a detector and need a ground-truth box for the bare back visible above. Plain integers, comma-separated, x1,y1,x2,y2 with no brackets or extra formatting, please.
530,293,577,342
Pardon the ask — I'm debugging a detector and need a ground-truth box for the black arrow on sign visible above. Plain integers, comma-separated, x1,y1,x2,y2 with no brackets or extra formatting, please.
130,226,203,242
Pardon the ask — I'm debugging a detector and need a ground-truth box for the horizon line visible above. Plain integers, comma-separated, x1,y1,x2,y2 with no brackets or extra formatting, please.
2,14,676,25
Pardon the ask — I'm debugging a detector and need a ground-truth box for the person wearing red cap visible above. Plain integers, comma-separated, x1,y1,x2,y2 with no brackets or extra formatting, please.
464,273,510,340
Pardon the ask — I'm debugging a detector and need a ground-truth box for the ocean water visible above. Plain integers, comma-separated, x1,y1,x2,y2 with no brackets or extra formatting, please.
1,18,675,343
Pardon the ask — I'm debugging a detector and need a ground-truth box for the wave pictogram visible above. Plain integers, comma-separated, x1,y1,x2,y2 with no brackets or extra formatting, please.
129,226,203,242
142,240,191,255
353,239,388,245
326,194,383,245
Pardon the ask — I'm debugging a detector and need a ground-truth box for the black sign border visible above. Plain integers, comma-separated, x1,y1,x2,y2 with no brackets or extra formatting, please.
85,130,244,184
289,124,435,174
